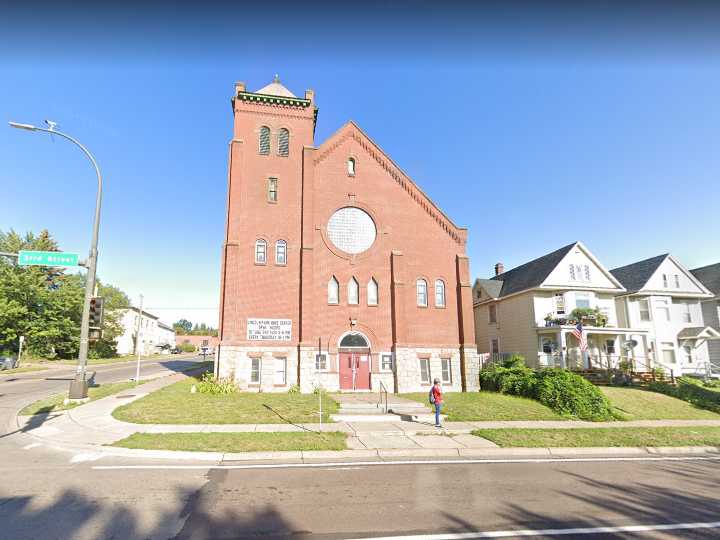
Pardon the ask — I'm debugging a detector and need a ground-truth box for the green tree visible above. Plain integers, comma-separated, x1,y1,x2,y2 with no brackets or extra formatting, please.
0,229,132,359
173,319,193,335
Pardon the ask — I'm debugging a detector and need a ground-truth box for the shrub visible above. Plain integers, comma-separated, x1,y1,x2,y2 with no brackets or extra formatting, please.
534,369,615,421
196,372,237,394
501,354,526,369
649,377,720,414
480,365,535,394
287,384,301,394
179,343,196,353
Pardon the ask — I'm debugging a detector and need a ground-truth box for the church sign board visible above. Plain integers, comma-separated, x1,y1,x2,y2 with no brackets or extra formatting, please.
247,318,292,341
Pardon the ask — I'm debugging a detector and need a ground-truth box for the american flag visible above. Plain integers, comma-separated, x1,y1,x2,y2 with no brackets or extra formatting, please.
572,322,588,351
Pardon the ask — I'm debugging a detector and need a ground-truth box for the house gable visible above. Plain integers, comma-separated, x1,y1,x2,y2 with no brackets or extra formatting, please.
542,242,624,292
691,262,720,299
643,256,713,297
313,121,466,247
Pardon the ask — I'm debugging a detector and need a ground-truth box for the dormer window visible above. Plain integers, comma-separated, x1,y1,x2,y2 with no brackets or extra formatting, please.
347,157,356,176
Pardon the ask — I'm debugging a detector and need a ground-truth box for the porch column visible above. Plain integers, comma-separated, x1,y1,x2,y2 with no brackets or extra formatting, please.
559,330,567,369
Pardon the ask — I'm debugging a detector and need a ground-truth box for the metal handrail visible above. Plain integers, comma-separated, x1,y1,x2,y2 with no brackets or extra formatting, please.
378,380,389,413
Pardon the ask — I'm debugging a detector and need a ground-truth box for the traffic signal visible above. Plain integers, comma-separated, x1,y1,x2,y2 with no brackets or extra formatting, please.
89,296,104,330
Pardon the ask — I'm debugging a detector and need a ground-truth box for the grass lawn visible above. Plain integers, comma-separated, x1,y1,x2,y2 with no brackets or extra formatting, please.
473,426,720,447
112,376,339,424
112,431,347,452
601,386,720,420
20,380,147,416
0,365,47,375
401,391,564,421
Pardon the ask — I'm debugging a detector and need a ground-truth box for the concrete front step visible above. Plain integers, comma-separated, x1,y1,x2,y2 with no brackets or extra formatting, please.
332,413,446,423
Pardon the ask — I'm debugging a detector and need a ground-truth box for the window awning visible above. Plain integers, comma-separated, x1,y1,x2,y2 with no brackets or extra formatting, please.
677,326,720,340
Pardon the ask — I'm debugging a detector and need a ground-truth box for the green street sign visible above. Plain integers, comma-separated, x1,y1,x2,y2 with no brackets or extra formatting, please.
18,250,80,267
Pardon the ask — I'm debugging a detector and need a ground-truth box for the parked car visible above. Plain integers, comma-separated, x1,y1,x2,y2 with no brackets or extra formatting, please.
0,356,18,370
170,347,182,354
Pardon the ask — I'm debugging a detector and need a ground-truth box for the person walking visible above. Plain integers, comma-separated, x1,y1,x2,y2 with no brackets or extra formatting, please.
430,378,443,427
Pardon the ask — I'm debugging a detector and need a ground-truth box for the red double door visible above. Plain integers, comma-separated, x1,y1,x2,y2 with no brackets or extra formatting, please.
339,352,370,390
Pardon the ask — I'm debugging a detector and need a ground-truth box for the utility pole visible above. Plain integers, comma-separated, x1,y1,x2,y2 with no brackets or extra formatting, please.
135,294,144,386
9,121,103,400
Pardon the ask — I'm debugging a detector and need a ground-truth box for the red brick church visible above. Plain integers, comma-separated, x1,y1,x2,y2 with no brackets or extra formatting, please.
216,76,479,393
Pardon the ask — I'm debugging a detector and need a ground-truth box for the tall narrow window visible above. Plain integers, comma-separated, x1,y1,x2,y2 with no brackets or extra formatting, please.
639,298,651,321
662,274,669,288
656,298,670,321
674,274,680,288
254,239,267,264
348,277,359,305
661,342,676,364
683,345,693,364
328,276,339,305
347,157,356,176
367,278,378,306
278,128,289,157
682,302,692,323
274,357,287,385
267,177,278,202
435,279,446,308
416,279,428,307
488,303,497,324
583,265,591,281
569,264,576,281
259,126,270,155
441,358,452,384
491,338,500,354
419,358,430,384
554,292,566,315
315,353,327,371
250,358,261,384
275,240,287,265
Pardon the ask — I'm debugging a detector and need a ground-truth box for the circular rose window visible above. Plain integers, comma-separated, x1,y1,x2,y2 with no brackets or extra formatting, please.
326,207,376,254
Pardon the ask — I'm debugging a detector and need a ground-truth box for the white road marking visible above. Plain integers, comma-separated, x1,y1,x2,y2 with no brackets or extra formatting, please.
70,452,104,463
92,455,720,471
347,521,720,539
23,443,42,450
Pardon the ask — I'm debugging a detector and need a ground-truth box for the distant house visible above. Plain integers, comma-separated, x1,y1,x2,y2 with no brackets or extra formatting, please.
690,262,720,372
115,307,176,356
611,255,718,377
473,241,639,370
175,335,219,353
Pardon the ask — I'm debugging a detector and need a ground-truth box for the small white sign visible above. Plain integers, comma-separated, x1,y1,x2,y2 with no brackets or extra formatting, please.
247,318,292,341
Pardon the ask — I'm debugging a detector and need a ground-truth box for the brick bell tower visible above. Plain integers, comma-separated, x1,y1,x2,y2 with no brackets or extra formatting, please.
217,76,317,388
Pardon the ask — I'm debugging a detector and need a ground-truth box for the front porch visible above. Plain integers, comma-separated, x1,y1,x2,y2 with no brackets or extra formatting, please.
536,326,652,371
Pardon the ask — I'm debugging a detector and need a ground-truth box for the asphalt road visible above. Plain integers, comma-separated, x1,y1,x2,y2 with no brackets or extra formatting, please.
1,358,720,539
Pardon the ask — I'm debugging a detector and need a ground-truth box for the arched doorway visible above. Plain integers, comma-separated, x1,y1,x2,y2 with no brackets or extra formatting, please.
338,332,371,390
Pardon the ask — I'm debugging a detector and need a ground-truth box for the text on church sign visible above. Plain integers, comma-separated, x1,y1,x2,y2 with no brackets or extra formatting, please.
247,318,292,341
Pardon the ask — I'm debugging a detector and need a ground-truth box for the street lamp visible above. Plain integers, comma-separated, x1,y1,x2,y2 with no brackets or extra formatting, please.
9,120,103,399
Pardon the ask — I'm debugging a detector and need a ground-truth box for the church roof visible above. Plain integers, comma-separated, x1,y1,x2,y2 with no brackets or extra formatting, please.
255,76,296,98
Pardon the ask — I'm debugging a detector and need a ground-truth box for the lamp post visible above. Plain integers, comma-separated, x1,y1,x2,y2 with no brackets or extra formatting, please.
9,121,102,399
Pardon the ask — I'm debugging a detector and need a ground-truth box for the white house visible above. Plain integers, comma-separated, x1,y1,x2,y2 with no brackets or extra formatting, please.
115,307,175,356
610,255,719,377
473,241,646,370
691,262,720,374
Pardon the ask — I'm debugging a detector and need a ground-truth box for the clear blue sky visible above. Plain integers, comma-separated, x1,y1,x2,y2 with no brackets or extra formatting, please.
2,3,719,326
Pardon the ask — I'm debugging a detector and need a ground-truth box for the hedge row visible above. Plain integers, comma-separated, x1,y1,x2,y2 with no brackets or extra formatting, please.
648,377,720,414
479,363,615,421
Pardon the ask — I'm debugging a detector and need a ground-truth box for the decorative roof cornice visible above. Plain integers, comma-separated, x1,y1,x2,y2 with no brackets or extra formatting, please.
236,91,311,108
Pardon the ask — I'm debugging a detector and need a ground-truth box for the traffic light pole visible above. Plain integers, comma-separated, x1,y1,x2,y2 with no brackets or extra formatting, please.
8,122,102,400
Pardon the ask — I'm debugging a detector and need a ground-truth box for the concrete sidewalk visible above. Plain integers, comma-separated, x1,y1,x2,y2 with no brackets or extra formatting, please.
15,371,720,458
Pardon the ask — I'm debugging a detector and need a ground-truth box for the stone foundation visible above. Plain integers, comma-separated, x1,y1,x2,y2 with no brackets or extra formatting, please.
217,346,298,393
216,344,480,394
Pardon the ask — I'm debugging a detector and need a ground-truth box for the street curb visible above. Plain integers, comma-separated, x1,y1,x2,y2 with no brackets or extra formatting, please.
62,444,720,462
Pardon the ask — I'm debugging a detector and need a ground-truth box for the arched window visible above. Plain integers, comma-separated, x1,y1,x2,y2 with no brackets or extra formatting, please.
278,128,289,157
416,279,428,307
435,279,446,307
275,240,287,265
367,277,378,306
328,276,339,305
340,333,369,348
259,126,270,155
347,157,356,176
254,239,267,264
348,277,359,305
